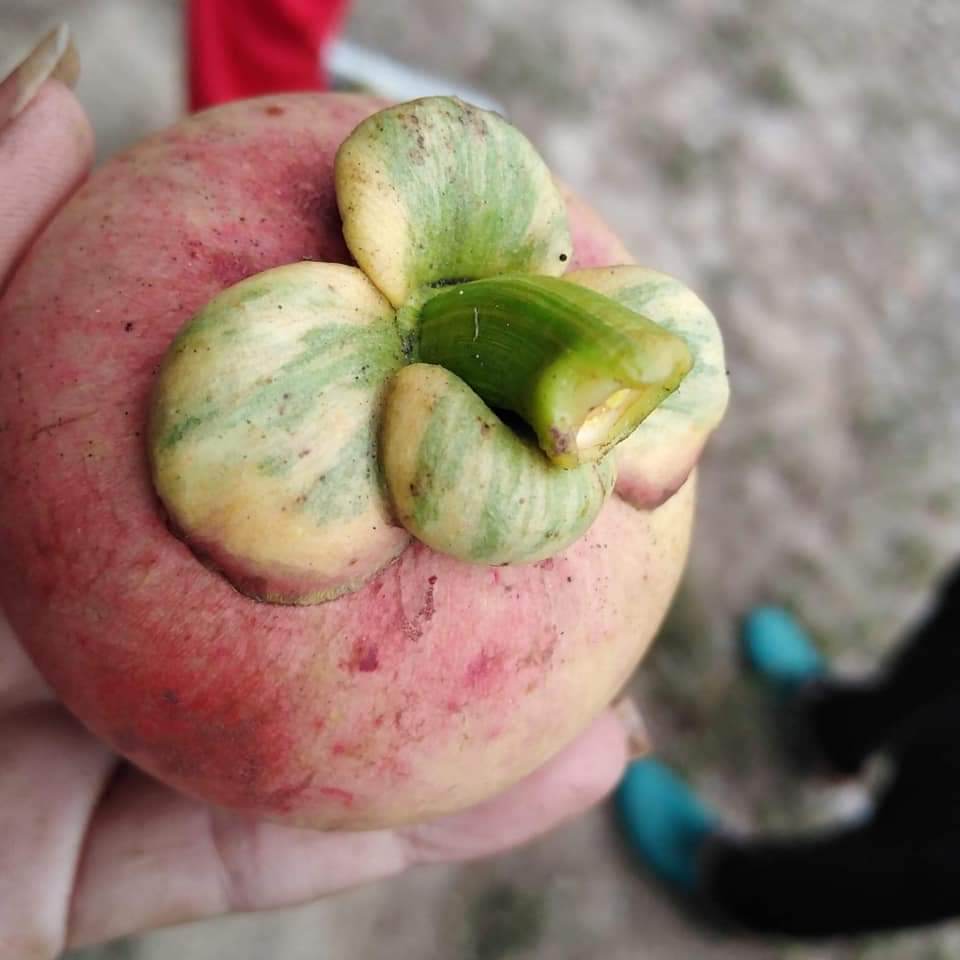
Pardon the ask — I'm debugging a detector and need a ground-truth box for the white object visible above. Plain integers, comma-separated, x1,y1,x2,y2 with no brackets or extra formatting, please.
328,40,505,115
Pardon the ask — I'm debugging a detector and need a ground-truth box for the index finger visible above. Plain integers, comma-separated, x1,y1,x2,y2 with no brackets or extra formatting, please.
0,30,92,282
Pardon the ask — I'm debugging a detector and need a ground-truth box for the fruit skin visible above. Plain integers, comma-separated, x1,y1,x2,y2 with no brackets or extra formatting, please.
0,93,695,829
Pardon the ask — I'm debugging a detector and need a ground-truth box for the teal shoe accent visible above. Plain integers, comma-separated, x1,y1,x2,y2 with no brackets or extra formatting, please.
742,606,826,694
616,759,718,893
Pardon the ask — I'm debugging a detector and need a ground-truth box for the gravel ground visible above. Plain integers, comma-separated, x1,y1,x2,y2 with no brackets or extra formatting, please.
4,1,960,958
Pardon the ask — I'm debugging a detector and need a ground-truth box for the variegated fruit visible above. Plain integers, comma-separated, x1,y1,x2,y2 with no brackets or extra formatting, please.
0,93,727,829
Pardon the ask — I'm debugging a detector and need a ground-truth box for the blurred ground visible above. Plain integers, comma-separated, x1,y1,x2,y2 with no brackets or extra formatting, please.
4,0,960,957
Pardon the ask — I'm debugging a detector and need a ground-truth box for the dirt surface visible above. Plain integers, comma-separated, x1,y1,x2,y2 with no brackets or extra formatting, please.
4,1,960,958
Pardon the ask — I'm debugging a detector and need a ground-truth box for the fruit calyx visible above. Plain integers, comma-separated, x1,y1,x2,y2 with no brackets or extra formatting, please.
148,97,714,604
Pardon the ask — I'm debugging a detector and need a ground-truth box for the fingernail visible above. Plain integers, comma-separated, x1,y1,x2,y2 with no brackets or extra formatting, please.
613,694,651,759
0,24,80,130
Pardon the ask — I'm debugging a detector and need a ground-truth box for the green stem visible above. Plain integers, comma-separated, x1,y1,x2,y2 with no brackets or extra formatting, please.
416,275,693,467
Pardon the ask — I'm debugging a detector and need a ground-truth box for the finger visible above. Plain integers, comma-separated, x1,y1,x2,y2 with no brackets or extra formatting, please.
0,25,79,127
0,604,56,709
66,710,627,949
0,705,114,960
0,27,91,282
66,769,407,948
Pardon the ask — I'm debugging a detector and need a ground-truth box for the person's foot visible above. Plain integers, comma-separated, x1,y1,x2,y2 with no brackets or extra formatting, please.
616,758,718,893
740,607,867,777
741,606,826,695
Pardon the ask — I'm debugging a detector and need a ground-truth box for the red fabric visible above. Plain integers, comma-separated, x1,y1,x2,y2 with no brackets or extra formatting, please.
188,0,351,111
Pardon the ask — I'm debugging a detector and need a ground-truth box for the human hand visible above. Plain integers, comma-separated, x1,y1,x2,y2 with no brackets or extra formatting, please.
0,30,631,958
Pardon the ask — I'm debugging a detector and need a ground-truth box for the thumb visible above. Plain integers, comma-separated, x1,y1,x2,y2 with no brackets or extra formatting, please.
0,25,92,282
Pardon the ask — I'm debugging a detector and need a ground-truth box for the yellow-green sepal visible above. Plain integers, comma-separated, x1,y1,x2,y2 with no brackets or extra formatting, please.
149,262,409,603
567,266,730,508
381,363,616,565
335,97,571,308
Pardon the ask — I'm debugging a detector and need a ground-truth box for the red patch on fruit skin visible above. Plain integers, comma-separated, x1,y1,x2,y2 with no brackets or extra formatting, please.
342,638,379,673
266,772,315,813
184,238,261,290
464,648,507,697
356,646,379,672
317,786,354,807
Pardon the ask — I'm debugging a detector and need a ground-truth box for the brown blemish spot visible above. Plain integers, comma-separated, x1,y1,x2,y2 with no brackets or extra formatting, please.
519,631,559,671
264,105,285,117
402,617,423,644
28,410,98,442
418,575,437,622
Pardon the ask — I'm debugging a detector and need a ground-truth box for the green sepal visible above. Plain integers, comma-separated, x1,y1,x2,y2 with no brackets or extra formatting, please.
335,97,571,308
416,274,693,467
